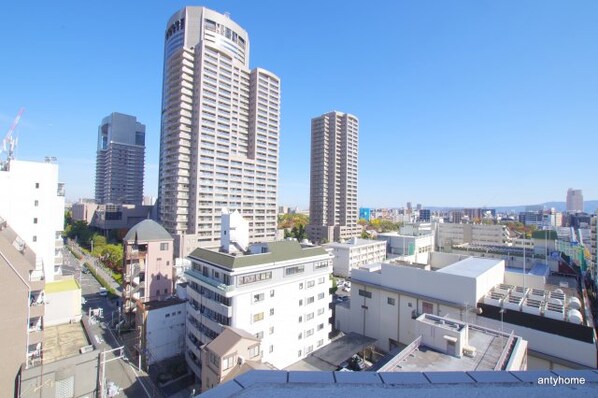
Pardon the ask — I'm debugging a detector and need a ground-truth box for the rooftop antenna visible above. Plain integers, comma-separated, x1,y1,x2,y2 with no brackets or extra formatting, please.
1,107,25,168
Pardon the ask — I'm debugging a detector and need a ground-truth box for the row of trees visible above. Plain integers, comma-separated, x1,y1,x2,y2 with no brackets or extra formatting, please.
63,211,123,272
279,213,309,241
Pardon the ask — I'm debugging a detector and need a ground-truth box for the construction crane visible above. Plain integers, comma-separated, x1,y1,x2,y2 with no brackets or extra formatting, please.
1,107,25,167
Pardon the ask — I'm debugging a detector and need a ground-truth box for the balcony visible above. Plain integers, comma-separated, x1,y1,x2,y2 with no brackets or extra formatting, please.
29,303,45,319
185,269,234,293
28,329,43,345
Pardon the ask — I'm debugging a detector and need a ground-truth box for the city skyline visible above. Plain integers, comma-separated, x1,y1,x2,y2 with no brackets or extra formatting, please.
1,1,597,208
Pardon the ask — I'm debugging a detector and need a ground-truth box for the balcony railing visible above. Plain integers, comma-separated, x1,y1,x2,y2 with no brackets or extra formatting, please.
185,269,233,292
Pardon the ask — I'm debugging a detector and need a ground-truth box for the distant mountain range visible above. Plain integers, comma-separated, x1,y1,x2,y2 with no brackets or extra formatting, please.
427,201,598,214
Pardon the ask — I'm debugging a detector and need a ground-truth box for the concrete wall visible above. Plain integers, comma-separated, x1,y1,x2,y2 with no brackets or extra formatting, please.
145,302,186,364
19,348,99,398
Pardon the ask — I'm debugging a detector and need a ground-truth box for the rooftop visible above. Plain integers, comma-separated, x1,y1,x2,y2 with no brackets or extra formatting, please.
199,369,598,398
437,257,503,278
324,238,385,248
123,219,173,242
141,296,186,311
45,278,80,294
43,322,90,363
188,240,328,269
206,326,260,357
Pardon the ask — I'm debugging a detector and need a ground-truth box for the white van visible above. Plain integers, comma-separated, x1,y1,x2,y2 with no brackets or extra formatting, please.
99,287,108,297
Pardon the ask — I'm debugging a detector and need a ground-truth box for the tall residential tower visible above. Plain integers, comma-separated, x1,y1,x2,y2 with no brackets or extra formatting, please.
159,7,280,256
307,111,361,243
95,112,145,205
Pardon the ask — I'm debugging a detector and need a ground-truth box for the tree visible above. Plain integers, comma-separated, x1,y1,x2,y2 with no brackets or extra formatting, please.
101,244,123,272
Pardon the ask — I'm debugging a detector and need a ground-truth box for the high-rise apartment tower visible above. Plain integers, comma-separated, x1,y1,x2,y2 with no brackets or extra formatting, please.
95,112,145,205
566,188,583,213
307,111,361,243
158,7,280,256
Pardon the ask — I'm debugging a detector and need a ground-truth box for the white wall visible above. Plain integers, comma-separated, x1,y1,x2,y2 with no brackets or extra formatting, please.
146,302,186,364
45,285,82,326
0,160,64,281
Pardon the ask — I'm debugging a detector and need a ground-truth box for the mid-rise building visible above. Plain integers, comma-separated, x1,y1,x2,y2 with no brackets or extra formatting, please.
377,232,434,259
566,188,583,213
437,223,511,251
324,238,386,277
0,159,65,281
122,220,175,323
158,7,280,256
95,112,145,205
307,111,360,243
184,239,333,376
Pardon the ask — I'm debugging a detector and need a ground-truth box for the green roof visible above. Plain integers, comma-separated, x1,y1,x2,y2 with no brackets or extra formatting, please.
124,219,173,242
188,240,328,269
45,279,80,293
531,230,558,240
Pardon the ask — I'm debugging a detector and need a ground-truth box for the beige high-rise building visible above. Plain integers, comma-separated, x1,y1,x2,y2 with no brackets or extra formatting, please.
307,111,361,243
158,7,280,256
566,188,583,213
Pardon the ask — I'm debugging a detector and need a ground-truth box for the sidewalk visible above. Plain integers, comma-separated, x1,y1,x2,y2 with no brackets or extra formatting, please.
68,241,122,294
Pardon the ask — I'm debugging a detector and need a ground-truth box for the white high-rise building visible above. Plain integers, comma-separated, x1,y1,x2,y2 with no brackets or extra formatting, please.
159,7,280,257
566,188,583,213
307,111,361,243
0,159,65,281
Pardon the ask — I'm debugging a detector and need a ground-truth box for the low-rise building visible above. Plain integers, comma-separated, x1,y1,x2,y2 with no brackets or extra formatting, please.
336,253,596,369
200,326,274,392
377,232,434,259
437,223,511,250
324,238,386,277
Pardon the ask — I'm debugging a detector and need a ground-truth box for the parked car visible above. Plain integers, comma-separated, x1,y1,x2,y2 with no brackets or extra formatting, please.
99,287,108,297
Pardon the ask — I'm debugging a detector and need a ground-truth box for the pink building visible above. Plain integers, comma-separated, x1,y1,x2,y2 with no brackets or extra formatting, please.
122,219,174,323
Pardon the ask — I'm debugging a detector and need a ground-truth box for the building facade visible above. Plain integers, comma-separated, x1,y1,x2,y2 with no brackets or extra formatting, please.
184,240,333,376
436,223,511,251
0,159,65,281
158,7,280,256
95,112,145,205
122,220,175,324
307,111,360,243
566,188,583,213
324,238,386,277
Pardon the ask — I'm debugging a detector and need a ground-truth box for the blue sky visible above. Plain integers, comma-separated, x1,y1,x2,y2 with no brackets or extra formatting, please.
1,1,596,209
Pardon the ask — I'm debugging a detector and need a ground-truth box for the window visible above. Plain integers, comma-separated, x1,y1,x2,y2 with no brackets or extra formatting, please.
358,289,372,299
317,323,324,331
314,261,328,269
423,301,434,314
239,271,272,285
318,277,325,284
317,292,325,300
32,236,37,242
270,289,275,297
269,307,275,316
253,312,264,322
269,345,274,353
298,316,303,323
253,293,265,303
157,275,161,280
298,299,303,306
306,312,314,321
306,329,314,337
269,326,274,335
317,339,324,347
299,283,304,290
285,265,304,276
306,296,314,304
33,218,38,224
34,200,39,207
306,345,313,354
156,290,160,297
387,297,396,306
298,350,302,357
307,280,315,288
223,354,235,370
255,331,264,339
298,333,303,340
160,243,169,250
164,288,168,294
317,308,325,315
35,183,39,188
248,344,259,358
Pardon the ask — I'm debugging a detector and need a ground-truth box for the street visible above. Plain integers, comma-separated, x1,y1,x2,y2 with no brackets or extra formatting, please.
62,245,159,397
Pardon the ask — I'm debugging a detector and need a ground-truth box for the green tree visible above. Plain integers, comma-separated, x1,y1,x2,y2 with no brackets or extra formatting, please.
101,244,123,272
